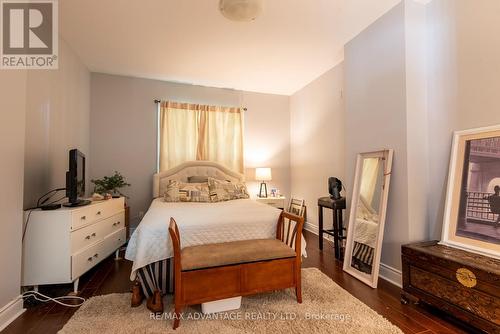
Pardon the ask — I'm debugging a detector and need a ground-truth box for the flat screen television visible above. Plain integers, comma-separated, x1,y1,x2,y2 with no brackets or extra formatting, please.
64,149,91,207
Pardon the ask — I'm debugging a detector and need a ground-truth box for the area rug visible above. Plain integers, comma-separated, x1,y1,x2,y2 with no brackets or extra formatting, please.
59,268,402,334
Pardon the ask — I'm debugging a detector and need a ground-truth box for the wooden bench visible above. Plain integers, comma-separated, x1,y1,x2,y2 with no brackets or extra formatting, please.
168,211,304,329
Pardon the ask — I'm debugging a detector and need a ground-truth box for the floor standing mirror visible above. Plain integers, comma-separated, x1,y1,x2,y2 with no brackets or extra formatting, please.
343,149,394,288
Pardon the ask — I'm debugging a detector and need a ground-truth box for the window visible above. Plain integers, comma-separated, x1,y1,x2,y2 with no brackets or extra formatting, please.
157,101,244,173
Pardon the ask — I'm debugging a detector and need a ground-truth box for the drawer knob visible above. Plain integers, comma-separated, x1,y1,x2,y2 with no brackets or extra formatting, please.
117,221,121,225
81,216,86,220
85,235,91,240
96,211,102,215
94,253,98,258
87,257,93,262
91,233,96,237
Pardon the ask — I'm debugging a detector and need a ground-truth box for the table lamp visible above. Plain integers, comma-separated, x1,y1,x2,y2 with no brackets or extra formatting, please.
256,167,272,198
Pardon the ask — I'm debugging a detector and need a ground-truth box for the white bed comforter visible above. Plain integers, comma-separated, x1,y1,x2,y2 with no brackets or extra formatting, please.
353,218,378,248
125,198,306,280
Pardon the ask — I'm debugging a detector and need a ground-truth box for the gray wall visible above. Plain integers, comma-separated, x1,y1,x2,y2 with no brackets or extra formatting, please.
0,72,26,319
426,0,500,238
290,63,345,231
90,73,291,227
344,0,500,275
345,2,410,272
0,38,90,319
289,0,428,277
24,39,91,209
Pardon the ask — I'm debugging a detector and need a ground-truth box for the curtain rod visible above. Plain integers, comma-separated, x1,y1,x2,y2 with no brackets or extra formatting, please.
154,99,247,111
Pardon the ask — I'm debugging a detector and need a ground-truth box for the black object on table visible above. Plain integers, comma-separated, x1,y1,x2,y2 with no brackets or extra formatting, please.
318,196,346,260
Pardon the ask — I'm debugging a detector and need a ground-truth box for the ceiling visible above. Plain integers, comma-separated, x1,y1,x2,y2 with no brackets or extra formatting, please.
60,0,413,95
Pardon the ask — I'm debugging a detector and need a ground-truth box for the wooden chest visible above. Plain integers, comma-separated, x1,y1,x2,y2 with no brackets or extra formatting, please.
401,241,500,333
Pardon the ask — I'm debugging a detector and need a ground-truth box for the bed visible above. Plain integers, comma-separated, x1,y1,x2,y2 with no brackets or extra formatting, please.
125,161,306,297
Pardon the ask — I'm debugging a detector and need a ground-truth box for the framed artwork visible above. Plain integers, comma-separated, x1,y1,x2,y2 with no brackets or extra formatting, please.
288,198,305,217
441,125,500,259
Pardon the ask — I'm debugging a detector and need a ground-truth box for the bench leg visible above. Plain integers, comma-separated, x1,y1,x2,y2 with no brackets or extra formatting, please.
295,282,302,303
173,306,182,330
295,265,302,303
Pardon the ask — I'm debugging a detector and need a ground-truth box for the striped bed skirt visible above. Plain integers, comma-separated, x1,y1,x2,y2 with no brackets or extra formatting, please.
137,258,174,298
351,241,374,274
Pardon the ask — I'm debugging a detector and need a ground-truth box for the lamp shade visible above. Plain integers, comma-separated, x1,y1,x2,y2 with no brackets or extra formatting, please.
255,167,272,181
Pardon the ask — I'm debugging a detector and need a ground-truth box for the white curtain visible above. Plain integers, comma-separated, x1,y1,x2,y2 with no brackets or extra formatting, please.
159,101,244,173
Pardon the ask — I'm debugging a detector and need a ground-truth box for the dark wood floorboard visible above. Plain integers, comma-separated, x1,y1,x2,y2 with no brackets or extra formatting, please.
2,231,481,334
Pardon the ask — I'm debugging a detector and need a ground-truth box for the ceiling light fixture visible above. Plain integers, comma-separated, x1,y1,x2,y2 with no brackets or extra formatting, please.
219,0,263,22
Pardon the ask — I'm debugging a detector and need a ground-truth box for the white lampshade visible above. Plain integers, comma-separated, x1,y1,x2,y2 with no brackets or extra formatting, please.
255,167,272,181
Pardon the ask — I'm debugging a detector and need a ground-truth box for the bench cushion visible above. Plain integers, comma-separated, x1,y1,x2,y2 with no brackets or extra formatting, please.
181,239,296,271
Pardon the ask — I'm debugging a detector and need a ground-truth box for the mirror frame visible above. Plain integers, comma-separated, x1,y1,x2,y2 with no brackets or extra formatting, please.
343,149,394,288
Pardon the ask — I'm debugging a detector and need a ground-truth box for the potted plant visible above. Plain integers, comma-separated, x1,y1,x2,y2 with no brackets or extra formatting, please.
91,171,130,198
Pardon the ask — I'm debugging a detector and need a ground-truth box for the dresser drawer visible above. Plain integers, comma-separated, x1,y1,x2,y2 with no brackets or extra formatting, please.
71,221,102,254
71,240,107,279
256,198,285,209
100,211,126,238
71,199,124,230
70,212,125,254
266,200,283,208
103,228,126,256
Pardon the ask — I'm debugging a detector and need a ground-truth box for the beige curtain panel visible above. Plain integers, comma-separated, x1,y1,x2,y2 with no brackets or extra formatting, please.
359,157,380,207
159,101,244,173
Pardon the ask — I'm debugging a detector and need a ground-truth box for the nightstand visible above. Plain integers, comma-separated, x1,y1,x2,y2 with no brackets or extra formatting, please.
256,196,286,209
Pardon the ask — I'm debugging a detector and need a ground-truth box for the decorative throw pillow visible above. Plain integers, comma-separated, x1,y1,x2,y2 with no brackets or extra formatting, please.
207,178,232,202
164,180,180,202
180,182,210,202
207,178,250,202
232,181,250,199
164,180,210,202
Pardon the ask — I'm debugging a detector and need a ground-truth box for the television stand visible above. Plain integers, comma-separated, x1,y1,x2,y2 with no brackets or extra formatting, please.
63,199,91,207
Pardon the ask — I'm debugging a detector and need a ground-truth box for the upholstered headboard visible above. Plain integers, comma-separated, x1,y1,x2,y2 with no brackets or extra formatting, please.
153,161,245,198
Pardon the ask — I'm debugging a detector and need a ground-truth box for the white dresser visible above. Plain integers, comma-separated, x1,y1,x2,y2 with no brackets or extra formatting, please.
22,197,126,293
255,196,286,209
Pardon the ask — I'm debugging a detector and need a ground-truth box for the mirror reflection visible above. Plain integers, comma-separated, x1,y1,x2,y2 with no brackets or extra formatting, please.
350,157,384,275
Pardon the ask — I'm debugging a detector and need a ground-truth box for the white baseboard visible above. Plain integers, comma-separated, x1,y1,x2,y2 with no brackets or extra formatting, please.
304,221,403,287
303,222,335,243
379,263,402,288
304,221,318,235
0,296,25,331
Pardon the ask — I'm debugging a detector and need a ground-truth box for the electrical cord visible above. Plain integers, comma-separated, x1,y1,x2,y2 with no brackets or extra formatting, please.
37,187,66,207
21,290,85,308
46,195,66,206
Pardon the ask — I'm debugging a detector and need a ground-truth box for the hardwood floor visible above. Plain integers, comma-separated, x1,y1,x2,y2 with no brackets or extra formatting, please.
3,231,481,334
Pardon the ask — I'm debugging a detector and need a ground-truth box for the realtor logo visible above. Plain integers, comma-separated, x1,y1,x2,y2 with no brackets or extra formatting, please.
1,0,58,69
